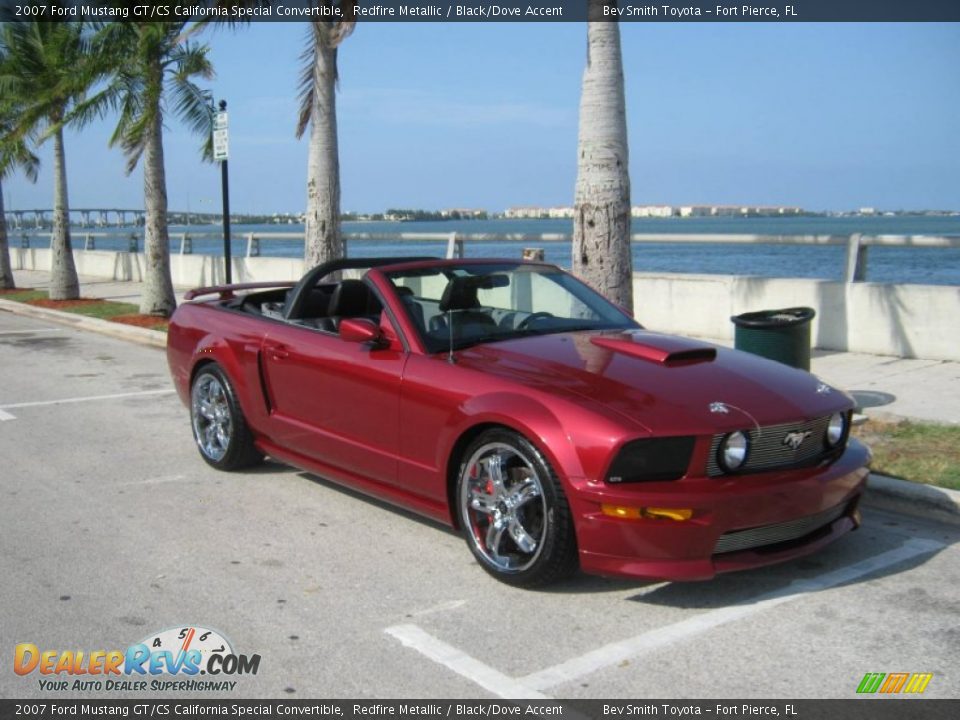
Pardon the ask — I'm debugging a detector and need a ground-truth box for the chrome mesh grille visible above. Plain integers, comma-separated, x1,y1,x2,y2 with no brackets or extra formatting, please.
707,415,833,477
714,502,848,554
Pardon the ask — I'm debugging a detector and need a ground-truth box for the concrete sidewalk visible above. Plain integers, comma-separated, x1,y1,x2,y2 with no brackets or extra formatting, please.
7,267,959,427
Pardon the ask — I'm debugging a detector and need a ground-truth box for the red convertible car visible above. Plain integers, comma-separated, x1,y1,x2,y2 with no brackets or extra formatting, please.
167,257,870,586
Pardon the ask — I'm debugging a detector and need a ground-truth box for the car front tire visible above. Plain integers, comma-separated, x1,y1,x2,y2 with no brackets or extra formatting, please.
457,429,578,587
190,364,264,471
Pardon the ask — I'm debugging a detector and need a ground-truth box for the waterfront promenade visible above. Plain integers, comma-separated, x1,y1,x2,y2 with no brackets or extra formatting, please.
8,267,959,427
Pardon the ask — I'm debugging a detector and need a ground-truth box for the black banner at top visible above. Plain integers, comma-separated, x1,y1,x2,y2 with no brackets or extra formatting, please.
2,0,960,22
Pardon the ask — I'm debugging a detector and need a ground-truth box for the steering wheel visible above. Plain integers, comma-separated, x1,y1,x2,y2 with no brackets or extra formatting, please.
517,312,555,330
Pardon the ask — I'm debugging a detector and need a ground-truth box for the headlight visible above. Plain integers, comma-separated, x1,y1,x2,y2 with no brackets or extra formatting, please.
826,412,847,447
718,430,749,472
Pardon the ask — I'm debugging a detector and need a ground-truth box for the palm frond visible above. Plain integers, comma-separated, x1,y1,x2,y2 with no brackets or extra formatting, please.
295,23,322,139
182,0,269,38
0,14,110,144
295,11,356,139
171,41,215,83
169,76,215,162
0,102,40,182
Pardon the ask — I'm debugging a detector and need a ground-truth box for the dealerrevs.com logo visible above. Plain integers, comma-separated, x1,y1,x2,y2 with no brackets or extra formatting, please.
14,626,260,692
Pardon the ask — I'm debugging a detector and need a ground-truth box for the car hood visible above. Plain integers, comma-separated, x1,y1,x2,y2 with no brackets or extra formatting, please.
455,329,850,435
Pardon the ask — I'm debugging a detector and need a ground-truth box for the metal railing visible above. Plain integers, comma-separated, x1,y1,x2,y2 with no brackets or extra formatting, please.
9,230,959,284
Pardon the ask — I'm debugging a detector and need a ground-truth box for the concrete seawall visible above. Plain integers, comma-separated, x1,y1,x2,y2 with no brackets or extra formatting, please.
8,247,960,362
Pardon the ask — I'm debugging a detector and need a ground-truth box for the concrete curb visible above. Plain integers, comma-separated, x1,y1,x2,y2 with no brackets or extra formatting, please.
0,297,167,350
863,472,960,525
864,408,960,427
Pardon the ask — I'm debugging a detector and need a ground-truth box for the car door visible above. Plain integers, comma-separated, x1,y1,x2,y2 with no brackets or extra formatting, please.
259,320,406,486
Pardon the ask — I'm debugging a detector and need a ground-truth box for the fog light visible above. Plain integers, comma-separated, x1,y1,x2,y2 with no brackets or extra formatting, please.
644,507,693,521
718,430,749,472
601,504,643,520
826,412,847,447
601,504,692,521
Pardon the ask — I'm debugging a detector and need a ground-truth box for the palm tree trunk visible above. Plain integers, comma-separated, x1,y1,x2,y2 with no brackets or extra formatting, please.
49,126,80,300
304,32,343,269
141,109,176,316
572,0,633,314
0,179,15,289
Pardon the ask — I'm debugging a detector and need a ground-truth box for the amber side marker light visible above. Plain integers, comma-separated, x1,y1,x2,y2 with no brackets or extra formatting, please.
601,504,693,521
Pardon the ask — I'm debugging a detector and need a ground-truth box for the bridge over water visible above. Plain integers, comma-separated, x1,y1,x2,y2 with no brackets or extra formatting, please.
3,209,215,229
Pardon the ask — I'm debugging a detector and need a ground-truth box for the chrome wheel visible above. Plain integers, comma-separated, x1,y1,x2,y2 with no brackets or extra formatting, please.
192,372,232,462
460,441,548,574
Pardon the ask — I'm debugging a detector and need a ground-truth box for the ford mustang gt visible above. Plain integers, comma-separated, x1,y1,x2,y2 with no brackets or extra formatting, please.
166,257,870,586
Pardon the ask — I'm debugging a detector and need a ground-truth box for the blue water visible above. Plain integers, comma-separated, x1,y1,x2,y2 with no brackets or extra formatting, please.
16,215,960,286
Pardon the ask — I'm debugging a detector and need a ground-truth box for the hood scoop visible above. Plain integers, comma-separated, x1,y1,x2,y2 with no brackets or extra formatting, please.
591,332,717,366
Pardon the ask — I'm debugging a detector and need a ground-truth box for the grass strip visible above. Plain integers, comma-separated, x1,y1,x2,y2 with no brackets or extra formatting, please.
854,419,960,491
1,290,168,332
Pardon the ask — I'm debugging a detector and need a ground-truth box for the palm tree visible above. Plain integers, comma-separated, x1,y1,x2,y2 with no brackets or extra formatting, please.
296,10,356,269
0,102,40,290
80,22,215,316
572,0,633,313
0,14,101,300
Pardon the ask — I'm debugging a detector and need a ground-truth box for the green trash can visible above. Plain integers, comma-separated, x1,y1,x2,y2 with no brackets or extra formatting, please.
731,307,816,370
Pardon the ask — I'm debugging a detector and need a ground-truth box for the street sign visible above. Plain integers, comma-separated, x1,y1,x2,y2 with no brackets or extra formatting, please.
213,128,229,161
214,111,228,130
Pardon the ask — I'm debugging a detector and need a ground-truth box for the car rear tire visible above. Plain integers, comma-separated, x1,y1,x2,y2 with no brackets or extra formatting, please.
457,429,578,587
190,364,264,471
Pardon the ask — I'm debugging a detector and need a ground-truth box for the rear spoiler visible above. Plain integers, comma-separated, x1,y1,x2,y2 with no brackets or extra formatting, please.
183,281,297,301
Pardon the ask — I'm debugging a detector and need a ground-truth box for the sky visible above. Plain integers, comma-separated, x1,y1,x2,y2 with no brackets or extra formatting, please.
3,21,959,215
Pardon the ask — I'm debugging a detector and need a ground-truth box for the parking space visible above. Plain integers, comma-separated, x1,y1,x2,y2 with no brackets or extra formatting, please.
1,311,957,700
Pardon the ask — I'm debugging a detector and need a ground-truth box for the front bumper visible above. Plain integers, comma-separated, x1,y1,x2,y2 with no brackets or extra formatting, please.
568,438,870,581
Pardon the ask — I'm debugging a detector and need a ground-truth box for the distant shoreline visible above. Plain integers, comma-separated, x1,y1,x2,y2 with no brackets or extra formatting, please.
7,216,959,287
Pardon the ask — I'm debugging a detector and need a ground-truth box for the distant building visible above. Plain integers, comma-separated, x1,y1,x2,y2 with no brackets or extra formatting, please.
548,206,575,219
441,208,487,219
505,206,549,219
632,205,675,218
678,206,712,218
667,205,807,217
740,206,803,217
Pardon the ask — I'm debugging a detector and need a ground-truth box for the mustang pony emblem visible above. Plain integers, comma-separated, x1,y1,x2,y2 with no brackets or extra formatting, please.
782,430,813,450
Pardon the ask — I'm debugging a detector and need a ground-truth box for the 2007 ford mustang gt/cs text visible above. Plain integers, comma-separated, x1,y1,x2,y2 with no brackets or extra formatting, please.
167,257,870,586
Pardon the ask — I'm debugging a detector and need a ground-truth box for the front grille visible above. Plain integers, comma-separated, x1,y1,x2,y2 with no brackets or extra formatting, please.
714,502,848,554
707,415,834,476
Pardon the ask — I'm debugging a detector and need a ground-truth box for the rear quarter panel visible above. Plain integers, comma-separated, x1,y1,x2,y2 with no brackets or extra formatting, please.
167,302,273,435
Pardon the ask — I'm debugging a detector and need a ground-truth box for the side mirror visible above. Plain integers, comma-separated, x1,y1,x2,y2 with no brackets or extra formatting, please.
339,318,384,345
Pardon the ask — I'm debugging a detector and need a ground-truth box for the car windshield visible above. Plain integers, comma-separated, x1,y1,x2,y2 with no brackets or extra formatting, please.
384,262,639,353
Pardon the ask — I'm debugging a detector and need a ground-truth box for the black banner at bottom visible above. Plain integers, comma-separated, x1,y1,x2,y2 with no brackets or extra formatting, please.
1,699,958,720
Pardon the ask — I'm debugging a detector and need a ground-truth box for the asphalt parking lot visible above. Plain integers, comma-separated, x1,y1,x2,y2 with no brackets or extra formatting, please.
1,311,957,700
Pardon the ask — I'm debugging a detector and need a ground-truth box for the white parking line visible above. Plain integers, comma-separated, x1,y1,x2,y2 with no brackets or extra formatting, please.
119,474,190,487
386,538,944,697
385,624,549,700
0,388,175,413
0,409,16,421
